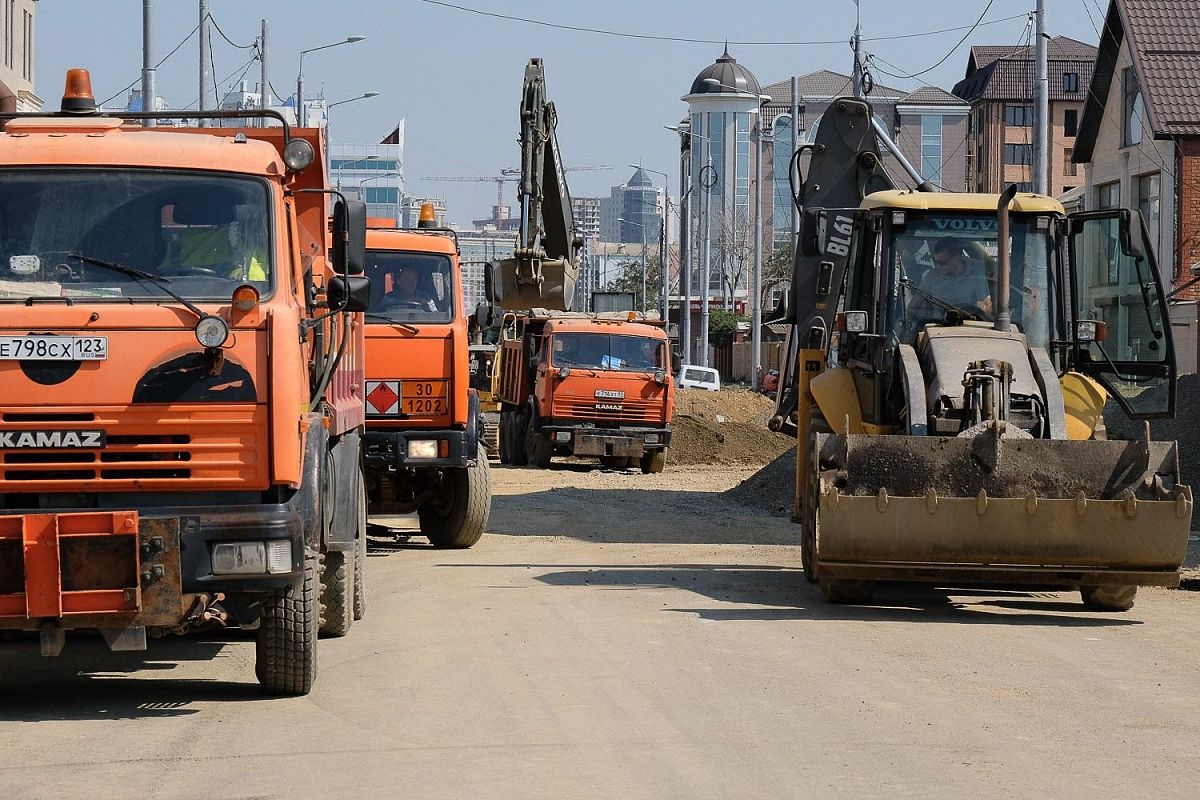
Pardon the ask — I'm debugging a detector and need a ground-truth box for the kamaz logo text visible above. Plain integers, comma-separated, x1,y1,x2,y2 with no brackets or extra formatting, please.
0,430,106,449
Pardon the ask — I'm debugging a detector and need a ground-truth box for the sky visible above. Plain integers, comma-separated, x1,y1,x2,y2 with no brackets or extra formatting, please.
34,0,1105,226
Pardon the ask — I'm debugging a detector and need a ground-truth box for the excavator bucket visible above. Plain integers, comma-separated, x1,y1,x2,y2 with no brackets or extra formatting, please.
495,255,577,312
809,428,1193,588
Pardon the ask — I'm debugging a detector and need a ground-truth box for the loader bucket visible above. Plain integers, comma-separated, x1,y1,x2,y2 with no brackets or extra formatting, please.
809,430,1193,588
495,256,577,312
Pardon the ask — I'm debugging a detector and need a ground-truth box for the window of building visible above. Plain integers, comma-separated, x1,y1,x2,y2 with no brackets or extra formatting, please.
364,186,399,204
1064,148,1077,176
1137,173,1160,255
1122,68,1144,147
1004,143,1032,166
1064,108,1078,137
920,115,943,184
771,115,793,237
1063,72,1079,93
1014,182,1033,192
3,0,12,69
1096,181,1120,210
1004,104,1033,127
21,9,29,80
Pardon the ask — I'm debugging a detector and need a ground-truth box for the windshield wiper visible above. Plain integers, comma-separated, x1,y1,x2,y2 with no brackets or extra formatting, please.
364,312,419,334
68,254,204,320
899,275,980,321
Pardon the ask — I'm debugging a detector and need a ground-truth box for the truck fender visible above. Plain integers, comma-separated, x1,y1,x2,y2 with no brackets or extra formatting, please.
294,413,329,550
323,429,362,552
466,390,483,456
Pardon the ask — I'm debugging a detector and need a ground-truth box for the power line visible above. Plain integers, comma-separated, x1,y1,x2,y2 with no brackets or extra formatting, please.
207,12,256,50
417,0,1027,47
181,54,259,111
99,20,202,106
862,0,998,80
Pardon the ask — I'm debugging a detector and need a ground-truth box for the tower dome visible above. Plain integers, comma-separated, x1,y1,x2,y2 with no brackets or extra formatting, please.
688,46,761,97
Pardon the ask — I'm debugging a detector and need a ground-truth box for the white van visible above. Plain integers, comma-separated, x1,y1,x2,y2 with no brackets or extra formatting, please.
677,365,720,391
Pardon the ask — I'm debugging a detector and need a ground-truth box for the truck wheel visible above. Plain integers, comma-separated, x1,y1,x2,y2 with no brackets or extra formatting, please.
819,578,876,604
256,551,319,696
639,451,666,474
525,413,553,468
1080,584,1136,611
498,411,512,464
318,545,355,638
353,483,368,621
420,447,492,548
509,410,529,466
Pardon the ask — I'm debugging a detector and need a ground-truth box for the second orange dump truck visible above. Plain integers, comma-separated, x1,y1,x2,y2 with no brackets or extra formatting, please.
360,210,490,547
497,311,673,472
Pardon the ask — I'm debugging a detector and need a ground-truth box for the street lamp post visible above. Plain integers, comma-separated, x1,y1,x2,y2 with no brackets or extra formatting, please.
334,153,378,193
296,35,366,127
325,91,380,144
629,164,670,324
665,124,717,368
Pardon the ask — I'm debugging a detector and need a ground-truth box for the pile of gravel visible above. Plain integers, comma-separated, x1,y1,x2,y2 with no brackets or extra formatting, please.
667,389,794,466
726,446,797,516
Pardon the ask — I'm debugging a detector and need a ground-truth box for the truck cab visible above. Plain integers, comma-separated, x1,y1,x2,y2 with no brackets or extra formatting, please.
498,312,673,473
361,209,490,548
0,71,370,695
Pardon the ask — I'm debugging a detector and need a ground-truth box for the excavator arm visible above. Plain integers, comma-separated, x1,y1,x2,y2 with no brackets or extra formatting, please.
496,58,582,311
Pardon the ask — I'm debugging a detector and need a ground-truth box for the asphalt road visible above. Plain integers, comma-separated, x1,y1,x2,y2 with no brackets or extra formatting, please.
1,464,1198,800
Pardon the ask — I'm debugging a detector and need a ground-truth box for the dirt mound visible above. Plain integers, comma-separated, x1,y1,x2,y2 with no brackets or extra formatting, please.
727,447,797,516
667,388,794,466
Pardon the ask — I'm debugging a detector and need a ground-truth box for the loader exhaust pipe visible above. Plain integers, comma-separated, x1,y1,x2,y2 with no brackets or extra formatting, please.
995,184,1019,333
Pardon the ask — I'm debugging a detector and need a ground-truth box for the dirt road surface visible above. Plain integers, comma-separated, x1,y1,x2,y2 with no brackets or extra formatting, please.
2,464,1199,799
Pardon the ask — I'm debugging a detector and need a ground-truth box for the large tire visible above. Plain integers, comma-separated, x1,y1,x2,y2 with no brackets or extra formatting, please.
498,410,512,464
639,451,666,474
525,410,553,468
256,551,319,696
509,410,529,466
802,409,833,584
1080,584,1136,611
319,546,354,638
419,446,491,548
353,483,367,621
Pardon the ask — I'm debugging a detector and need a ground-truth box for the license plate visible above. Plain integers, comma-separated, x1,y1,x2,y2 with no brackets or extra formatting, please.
403,397,447,416
0,335,108,361
595,389,625,399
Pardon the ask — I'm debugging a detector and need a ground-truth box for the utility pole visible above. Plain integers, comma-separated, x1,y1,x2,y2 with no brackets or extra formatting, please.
659,196,668,323
700,156,713,368
752,108,764,390
852,0,864,99
640,220,648,313
260,19,270,125
1033,0,1049,194
680,168,692,366
141,0,155,127
198,0,210,125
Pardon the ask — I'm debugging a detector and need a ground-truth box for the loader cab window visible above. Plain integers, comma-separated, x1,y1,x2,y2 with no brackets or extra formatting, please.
364,251,455,323
0,169,272,301
889,212,1052,349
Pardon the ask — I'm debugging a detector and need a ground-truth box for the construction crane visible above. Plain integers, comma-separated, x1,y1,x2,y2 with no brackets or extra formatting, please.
423,165,609,211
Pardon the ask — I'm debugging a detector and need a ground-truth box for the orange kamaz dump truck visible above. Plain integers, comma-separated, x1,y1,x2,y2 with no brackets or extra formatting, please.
360,207,490,548
0,70,371,695
497,310,673,472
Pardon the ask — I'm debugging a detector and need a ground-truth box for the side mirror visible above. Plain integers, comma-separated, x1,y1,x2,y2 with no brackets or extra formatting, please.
484,260,501,304
331,199,367,275
474,301,496,331
328,275,371,313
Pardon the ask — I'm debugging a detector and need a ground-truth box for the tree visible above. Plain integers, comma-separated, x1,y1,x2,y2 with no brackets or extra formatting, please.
713,209,753,307
602,253,662,311
708,308,747,347
761,242,793,314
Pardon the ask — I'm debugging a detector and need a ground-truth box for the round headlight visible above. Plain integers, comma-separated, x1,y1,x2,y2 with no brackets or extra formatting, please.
557,366,570,379
195,315,230,349
654,369,666,384
282,138,315,172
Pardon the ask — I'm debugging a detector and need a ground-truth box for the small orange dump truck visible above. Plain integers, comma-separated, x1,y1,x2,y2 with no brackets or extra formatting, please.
360,208,490,547
497,310,673,472
0,70,370,695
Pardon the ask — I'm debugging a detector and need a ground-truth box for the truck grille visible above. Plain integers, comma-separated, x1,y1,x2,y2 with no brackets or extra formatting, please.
553,397,662,423
0,405,267,490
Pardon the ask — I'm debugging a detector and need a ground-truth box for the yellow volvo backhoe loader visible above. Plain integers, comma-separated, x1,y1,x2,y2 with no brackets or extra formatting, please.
771,99,1191,610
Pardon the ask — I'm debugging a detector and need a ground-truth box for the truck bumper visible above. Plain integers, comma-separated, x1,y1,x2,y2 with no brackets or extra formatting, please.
363,428,474,471
0,503,304,638
542,425,671,458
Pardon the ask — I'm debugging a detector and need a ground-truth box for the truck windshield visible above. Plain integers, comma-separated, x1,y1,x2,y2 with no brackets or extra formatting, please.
890,212,1053,349
0,169,272,302
552,333,664,372
365,251,455,323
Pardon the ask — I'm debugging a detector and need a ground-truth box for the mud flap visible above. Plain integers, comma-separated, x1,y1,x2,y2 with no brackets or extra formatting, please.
811,432,1193,586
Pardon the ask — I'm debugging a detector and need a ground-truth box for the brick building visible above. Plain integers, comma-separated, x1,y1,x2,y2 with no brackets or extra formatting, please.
953,36,1097,197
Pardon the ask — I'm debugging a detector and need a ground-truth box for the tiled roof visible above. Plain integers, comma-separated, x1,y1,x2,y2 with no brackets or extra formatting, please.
1075,0,1200,161
761,70,904,103
954,36,1098,104
898,85,969,106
